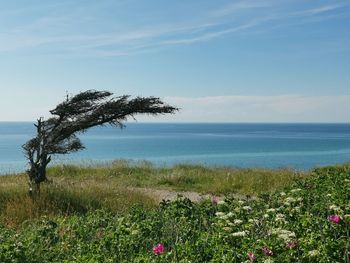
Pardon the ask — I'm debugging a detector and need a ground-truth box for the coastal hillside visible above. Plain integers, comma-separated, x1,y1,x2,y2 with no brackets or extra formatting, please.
0,163,349,262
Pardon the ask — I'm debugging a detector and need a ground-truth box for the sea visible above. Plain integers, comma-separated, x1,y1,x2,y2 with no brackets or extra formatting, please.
1,122,350,174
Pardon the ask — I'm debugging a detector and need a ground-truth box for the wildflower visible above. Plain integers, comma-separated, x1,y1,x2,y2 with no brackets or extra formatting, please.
266,208,276,213
263,214,269,218
232,230,248,237
238,200,245,204
308,250,320,257
261,246,273,256
215,212,225,217
217,200,226,205
243,205,252,211
275,213,286,223
223,227,232,232
152,243,165,255
247,252,257,262
328,215,342,223
290,188,301,193
329,205,343,212
284,197,296,205
233,219,243,225
326,193,332,197
263,258,274,263
269,228,295,241
292,206,301,212
280,192,286,196
248,218,259,224
287,240,298,249
226,212,235,218
131,230,139,235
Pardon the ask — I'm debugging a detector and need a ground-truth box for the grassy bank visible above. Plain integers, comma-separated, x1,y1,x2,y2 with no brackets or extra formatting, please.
0,163,349,262
47,160,304,195
0,161,302,226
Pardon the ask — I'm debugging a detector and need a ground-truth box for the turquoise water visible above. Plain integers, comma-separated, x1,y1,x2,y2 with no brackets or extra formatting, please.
1,122,350,173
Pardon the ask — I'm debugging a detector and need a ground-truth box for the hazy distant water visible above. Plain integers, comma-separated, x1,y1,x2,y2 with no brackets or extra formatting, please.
1,122,350,174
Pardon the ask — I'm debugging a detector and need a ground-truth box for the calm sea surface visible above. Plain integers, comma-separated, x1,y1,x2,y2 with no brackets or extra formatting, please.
1,122,350,173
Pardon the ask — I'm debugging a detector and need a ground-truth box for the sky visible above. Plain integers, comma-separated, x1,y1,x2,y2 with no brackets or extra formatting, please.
0,0,349,122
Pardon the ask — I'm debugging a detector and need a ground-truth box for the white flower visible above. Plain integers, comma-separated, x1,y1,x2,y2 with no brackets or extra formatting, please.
308,250,320,257
233,219,243,225
217,200,226,205
263,214,269,218
270,228,296,241
329,205,343,212
242,206,252,211
215,212,225,217
293,206,301,212
297,197,303,202
290,188,302,193
231,230,248,237
263,258,274,263
280,192,286,196
223,227,231,232
284,197,296,205
226,212,235,218
276,213,285,219
131,230,139,235
285,197,296,203
238,200,245,204
266,208,276,213
248,218,259,224
275,213,287,223
326,193,332,197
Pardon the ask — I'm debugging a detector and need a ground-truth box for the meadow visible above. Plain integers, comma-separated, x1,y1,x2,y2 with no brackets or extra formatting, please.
0,162,349,262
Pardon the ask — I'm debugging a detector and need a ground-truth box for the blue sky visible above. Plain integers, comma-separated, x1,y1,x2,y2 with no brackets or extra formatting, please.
0,0,349,122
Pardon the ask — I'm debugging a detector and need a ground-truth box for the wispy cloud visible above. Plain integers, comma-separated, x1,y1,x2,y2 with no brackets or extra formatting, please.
0,1,348,57
209,0,272,17
297,4,346,16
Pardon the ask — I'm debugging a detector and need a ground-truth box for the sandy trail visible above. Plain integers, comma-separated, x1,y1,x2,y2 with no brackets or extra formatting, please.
128,187,253,203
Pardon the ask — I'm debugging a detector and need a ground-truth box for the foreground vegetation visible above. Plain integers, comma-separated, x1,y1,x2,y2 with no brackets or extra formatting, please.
0,161,300,225
0,162,349,262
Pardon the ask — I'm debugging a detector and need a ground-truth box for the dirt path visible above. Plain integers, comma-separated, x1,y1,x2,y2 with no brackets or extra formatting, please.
128,187,252,203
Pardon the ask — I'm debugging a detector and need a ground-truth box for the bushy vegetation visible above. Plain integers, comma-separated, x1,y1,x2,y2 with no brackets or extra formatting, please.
0,163,349,262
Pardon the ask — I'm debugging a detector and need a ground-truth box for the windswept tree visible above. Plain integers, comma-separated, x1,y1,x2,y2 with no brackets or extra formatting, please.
23,90,178,193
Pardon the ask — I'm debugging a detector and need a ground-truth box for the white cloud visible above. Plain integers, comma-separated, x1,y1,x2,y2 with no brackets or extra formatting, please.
136,95,350,123
2,94,350,123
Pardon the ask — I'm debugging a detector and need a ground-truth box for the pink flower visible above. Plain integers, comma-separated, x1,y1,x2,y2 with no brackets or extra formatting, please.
262,246,273,256
328,215,342,224
152,243,165,255
247,252,257,262
286,240,298,249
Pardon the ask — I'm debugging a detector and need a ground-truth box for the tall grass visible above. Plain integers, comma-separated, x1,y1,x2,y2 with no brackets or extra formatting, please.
48,161,304,195
0,161,305,226
0,171,155,227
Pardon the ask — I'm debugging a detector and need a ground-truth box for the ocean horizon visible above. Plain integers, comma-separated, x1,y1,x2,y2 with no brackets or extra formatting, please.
1,122,350,174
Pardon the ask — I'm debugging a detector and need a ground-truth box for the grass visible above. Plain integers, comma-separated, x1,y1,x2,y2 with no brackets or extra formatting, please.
0,161,304,227
48,160,304,195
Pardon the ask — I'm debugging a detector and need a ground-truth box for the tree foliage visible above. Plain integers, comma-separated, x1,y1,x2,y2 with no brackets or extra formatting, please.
23,90,178,192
